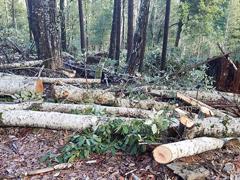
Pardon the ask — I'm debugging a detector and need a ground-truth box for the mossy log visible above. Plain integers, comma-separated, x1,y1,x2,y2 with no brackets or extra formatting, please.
53,85,173,110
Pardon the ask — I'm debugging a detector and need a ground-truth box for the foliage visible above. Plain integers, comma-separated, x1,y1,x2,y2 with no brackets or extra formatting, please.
12,91,42,102
43,111,170,163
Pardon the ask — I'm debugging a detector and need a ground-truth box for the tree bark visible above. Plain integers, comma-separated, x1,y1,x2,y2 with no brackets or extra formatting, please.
0,73,43,95
11,0,17,29
28,0,62,70
115,0,122,68
78,0,86,53
121,0,126,49
127,0,150,75
160,0,171,71
108,0,118,59
126,0,134,62
25,0,33,41
60,0,67,51
153,137,225,164
0,60,45,69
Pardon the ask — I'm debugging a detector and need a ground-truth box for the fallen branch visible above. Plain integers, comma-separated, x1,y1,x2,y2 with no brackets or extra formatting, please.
39,77,101,84
0,110,141,130
22,163,72,177
0,60,45,69
153,137,225,164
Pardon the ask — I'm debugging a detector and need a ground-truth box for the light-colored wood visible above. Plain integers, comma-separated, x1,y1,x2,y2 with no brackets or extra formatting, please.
0,101,42,113
0,60,45,69
38,77,101,84
153,137,224,164
0,110,142,130
0,73,43,95
37,102,155,118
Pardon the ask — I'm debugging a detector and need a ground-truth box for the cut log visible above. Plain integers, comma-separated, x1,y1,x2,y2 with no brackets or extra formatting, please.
0,101,42,113
177,92,215,116
153,137,224,164
185,117,240,138
0,60,45,69
35,102,155,118
38,77,101,84
53,85,173,110
149,89,240,102
0,73,43,95
0,110,140,130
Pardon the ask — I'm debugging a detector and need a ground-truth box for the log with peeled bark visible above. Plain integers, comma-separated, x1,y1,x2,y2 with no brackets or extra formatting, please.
153,137,225,164
53,85,173,110
34,102,155,118
0,60,45,69
0,101,42,113
0,110,140,130
0,73,43,95
37,77,101,84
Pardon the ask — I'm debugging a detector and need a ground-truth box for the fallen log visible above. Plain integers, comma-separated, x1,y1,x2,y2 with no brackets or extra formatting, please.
0,73,43,95
153,137,225,164
0,60,45,69
35,102,155,118
0,110,140,130
53,85,173,110
0,101,42,113
38,77,101,84
185,117,240,138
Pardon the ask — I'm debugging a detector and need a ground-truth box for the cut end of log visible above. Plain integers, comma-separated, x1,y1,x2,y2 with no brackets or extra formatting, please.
153,146,172,164
180,116,195,128
35,79,44,93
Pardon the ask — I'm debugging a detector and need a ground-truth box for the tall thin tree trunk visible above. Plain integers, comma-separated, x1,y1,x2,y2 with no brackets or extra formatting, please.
108,0,118,59
115,0,122,68
4,0,9,26
11,0,17,29
175,20,183,47
28,0,62,70
60,0,67,51
25,0,32,41
160,0,171,71
127,0,134,62
121,0,126,49
78,0,86,54
127,0,150,75
84,1,89,52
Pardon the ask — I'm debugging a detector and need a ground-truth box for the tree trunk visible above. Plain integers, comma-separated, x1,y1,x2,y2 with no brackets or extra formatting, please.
160,0,171,71
108,0,118,59
25,0,33,41
115,0,122,68
175,19,183,47
78,0,86,54
121,0,126,49
127,0,150,75
28,0,62,70
126,0,134,62
11,0,17,29
60,0,67,51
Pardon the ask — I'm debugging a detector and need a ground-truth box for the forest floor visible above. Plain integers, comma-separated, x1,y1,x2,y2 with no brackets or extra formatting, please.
1,127,240,179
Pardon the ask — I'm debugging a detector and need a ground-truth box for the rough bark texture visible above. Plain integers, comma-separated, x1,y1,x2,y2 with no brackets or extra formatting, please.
11,0,17,29
0,60,45,69
127,0,150,75
78,0,86,53
0,110,99,130
160,0,171,71
53,85,173,110
34,102,154,119
185,117,240,138
60,0,67,51
0,73,43,95
115,0,122,67
126,0,134,62
108,0,118,59
37,77,101,84
175,19,183,47
153,137,224,164
28,0,62,70
0,101,41,113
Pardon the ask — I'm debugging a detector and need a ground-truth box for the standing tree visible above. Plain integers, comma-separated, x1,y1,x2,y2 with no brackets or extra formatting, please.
126,0,134,62
60,0,67,51
27,0,62,70
78,0,86,54
175,0,185,47
11,0,17,29
108,0,122,67
160,0,171,71
127,0,150,75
